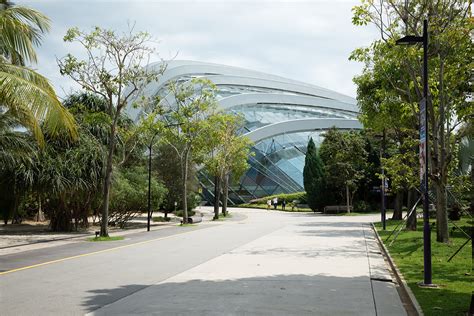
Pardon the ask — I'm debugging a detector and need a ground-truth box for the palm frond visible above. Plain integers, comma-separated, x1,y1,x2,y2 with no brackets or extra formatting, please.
0,4,50,64
0,62,77,143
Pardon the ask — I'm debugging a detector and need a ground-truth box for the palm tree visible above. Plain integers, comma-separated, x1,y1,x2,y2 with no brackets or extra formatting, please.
0,0,76,144
0,110,35,169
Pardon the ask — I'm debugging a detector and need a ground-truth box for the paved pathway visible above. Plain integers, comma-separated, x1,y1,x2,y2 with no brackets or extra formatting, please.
0,208,406,315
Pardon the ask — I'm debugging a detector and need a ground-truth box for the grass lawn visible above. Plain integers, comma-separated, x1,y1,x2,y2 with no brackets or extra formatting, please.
212,213,233,221
87,236,124,242
374,218,472,316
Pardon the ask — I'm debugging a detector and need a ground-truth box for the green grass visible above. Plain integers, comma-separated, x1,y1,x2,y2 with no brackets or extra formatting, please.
178,223,196,227
374,218,472,316
153,216,171,222
212,213,233,221
87,236,124,242
336,210,381,216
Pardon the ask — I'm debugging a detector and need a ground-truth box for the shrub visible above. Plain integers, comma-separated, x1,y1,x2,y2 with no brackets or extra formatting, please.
174,209,196,217
248,192,307,205
108,166,167,227
353,200,371,212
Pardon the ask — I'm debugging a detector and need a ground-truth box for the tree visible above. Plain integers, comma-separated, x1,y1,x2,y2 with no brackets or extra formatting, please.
0,1,76,143
204,113,252,219
0,111,35,224
303,137,325,212
153,78,218,223
351,0,473,242
154,143,200,216
58,26,164,236
319,128,368,213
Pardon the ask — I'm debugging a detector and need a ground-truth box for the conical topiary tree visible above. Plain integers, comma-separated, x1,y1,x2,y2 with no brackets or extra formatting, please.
303,137,325,211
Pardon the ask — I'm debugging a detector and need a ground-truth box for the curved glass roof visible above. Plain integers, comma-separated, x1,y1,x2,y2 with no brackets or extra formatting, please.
126,60,362,204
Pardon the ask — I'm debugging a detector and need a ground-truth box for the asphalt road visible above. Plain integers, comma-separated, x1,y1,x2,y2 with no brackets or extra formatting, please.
0,208,406,315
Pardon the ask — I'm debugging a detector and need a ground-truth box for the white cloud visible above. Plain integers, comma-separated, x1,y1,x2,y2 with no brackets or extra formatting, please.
22,0,379,98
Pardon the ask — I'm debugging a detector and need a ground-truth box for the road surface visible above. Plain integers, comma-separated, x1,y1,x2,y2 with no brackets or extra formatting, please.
0,208,406,315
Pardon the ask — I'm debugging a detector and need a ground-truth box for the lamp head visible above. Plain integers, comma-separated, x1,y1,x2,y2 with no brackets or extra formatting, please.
396,35,423,45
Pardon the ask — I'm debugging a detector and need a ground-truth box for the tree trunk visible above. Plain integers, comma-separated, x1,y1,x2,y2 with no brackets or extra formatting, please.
50,197,73,232
101,120,118,237
392,191,404,220
406,188,417,231
222,173,229,217
181,150,189,224
36,195,45,222
213,175,221,220
435,181,449,242
346,184,350,213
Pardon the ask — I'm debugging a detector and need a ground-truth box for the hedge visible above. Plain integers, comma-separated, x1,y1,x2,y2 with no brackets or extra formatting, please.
248,192,307,205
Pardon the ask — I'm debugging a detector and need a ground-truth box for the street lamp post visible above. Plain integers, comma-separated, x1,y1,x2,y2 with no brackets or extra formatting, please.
396,19,433,286
147,132,159,232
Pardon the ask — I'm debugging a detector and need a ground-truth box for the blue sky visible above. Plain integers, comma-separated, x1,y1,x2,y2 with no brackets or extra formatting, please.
22,0,379,98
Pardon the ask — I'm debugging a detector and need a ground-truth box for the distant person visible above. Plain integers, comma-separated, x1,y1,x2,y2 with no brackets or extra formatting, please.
282,199,286,211
273,197,278,210
267,200,271,210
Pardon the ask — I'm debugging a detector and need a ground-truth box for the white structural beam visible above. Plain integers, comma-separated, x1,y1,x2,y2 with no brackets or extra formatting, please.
219,93,358,115
146,60,356,104
244,118,362,143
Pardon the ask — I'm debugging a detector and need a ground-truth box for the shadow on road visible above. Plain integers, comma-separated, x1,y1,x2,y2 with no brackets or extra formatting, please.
83,274,384,315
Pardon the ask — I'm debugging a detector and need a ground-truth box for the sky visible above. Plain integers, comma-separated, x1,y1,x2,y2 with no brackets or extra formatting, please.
22,0,379,99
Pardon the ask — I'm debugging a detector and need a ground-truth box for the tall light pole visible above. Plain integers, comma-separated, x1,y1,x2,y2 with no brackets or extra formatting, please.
147,131,159,232
396,19,433,286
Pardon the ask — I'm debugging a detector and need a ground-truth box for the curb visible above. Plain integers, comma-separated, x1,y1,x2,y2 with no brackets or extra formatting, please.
371,223,424,316
0,233,90,250
0,222,176,251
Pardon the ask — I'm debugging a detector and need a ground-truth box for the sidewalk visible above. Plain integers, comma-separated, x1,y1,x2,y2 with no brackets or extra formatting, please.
0,210,213,256
90,211,407,315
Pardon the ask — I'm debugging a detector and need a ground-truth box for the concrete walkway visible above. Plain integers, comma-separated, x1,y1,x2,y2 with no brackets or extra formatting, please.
90,208,406,315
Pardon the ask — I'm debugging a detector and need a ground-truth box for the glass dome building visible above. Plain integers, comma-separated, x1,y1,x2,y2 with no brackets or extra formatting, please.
127,60,362,204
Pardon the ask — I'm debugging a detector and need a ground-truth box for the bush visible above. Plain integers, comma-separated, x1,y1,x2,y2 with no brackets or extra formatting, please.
174,209,196,217
248,192,307,205
353,200,371,212
109,166,167,227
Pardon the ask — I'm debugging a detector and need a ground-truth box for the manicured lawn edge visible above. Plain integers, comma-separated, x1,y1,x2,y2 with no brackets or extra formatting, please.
371,223,423,315
373,218,472,316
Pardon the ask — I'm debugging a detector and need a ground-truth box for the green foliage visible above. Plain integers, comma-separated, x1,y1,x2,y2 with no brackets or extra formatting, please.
153,216,171,222
303,137,326,211
149,78,219,223
351,0,473,242
59,25,165,236
35,128,106,231
353,200,370,213
249,192,307,205
173,209,196,218
204,113,252,179
319,128,368,206
154,143,200,213
0,2,77,144
109,166,167,222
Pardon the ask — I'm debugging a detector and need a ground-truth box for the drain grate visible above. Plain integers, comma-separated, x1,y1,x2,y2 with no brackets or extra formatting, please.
370,277,393,283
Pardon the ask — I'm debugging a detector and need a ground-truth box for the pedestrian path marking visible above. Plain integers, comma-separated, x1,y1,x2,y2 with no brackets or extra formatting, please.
0,229,201,276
